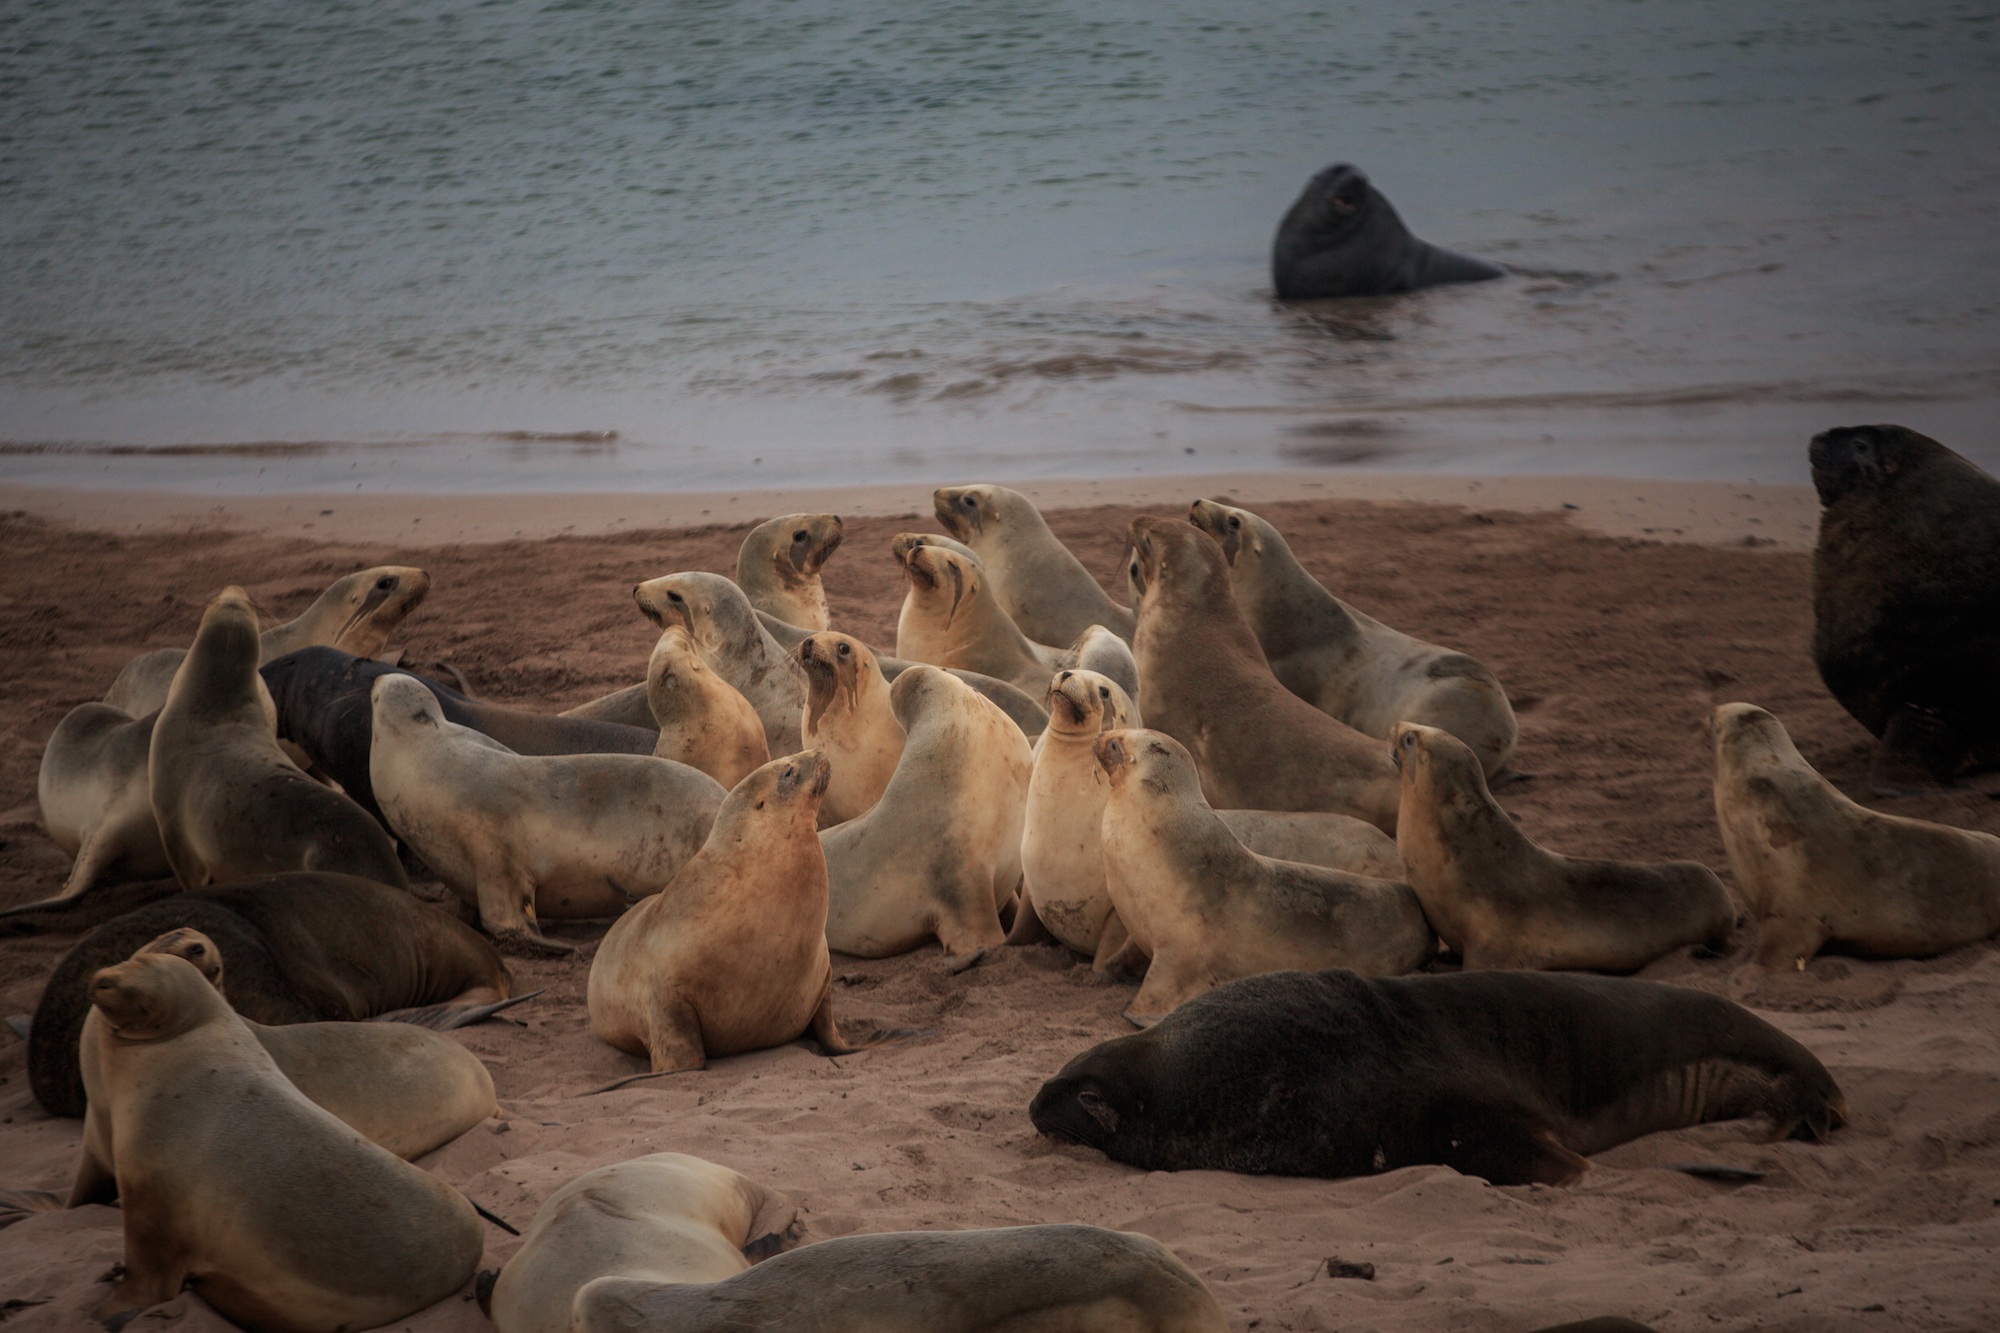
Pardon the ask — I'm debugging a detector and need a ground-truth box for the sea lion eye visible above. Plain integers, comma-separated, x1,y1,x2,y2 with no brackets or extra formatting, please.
1227,516,1241,529
792,530,808,542
1098,686,1109,699
836,642,850,657
963,496,977,507
376,575,396,590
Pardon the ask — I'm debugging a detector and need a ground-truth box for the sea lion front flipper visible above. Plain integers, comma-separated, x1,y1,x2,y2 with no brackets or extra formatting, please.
1093,917,1148,980
1750,914,1831,972
931,892,1006,958
804,985,929,1056
1122,953,1207,1029
66,1107,118,1207
95,1191,191,1327
371,988,544,1030
1003,893,1054,947
1444,1122,1590,1187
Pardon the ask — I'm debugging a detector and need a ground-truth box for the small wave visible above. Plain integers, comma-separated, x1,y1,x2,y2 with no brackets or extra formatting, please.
0,439,353,457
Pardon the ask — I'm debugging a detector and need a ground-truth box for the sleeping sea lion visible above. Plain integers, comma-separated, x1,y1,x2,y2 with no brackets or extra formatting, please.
76,951,483,1332
1096,730,1432,1025
798,631,903,827
1808,424,2000,789
27,872,515,1119
822,666,1033,957
648,624,770,789
104,564,430,716
1032,968,1846,1183
486,1152,803,1333
1394,722,1734,971
148,588,408,892
1711,702,2000,968
370,674,724,952
1189,498,1516,775
1271,162,1503,300
572,1225,1228,1333
736,513,843,631
1128,516,1400,831
934,484,1137,644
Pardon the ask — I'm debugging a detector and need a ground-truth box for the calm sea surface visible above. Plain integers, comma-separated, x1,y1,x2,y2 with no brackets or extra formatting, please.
2,0,1996,492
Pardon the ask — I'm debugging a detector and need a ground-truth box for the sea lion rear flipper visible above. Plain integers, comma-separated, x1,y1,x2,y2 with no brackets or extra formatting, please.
0,1189,64,1230
1093,918,1148,980
805,986,930,1056
371,988,545,1030
1003,895,1054,947
1445,1123,1590,1187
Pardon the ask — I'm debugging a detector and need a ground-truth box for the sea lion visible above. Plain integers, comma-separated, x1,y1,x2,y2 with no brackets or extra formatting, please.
571,1225,1228,1333
1394,722,1734,970
1711,702,2000,968
797,631,904,827
1127,516,1400,831
487,1153,803,1333
1031,968,1846,1183
104,564,430,716
148,588,408,891
1189,498,1516,775
1271,162,1504,300
935,484,1137,644
1096,730,1432,1025
1808,424,2000,789
822,666,1033,957
648,625,770,788
260,645,658,825
589,751,861,1074
736,512,843,631
370,675,724,952
28,872,514,1119
76,951,483,1332
635,571,804,752
893,533,1069,694
32,703,168,906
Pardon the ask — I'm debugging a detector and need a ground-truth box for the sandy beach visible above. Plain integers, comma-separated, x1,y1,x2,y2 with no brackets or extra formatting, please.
1,477,1996,1331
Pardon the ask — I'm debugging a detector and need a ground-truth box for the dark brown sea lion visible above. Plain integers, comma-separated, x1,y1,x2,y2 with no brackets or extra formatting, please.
1809,424,2000,790
1031,968,1846,1184
1272,162,1504,300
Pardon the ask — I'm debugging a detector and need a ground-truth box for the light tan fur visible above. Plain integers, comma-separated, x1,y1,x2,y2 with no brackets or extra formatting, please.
935,484,1137,644
893,534,1066,694
736,513,843,630
1021,670,1144,959
648,625,770,789
31,703,168,907
798,631,904,827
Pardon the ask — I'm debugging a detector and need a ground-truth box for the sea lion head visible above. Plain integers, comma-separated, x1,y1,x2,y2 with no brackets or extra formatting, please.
1807,424,1944,505
1046,669,1136,739
887,663,964,731
1391,720,1482,789
1126,516,1231,610
169,587,273,719
138,928,226,989
1279,163,1380,248
797,631,878,738
1708,701,1791,769
1030,1026,1163,1157
749,512,843,581
1187,498,1262,566
894,535,981,626
327,565,432,657
370,672,448,735
933,484,1023,542
1095,728,1198,799
731,748,832,819
88,951,227,1041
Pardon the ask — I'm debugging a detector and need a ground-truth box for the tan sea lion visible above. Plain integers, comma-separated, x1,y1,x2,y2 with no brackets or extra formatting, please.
1394,722,1734,970
822,666,1033,957
1189,498,1517,775
148,588,409,892
370,674,724,953
636,571,804,752
648,624,770,788
736,512,843,630
1097,730,1432,1026
892,533,1067,694
105,564,430,716
572,1224,1228,1333
1128,516,1400,831
32,703,168,906
589,751,862,1074
1711,702,2000,968
935,484,1137,644
487,1153,803,1333
797,631,904,827
75,951,483,1332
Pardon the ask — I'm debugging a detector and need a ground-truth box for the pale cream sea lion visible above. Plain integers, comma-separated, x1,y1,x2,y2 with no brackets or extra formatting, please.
935,483,1137,644
1711,702,2000,968
33,703,169,905
370,674,723,953
572,1224,1228,1333
1190,498,1517,775
797,631,904,827
736,512,843,630
1395,722,1735,971
75,951,482,1333
648,624,770,789
105,564,430,716
589,751,862,1074
1128,517,1400,831
487,1152,802,1333
148,588,408,892
822,666,1033,957
1097,729,1432,1026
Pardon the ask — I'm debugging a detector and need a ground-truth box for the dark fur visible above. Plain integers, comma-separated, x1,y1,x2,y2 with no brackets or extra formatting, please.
1272,163,1503,300
28,872,509,1117
261,647,656,823
1031,969,1844,1184
1810,425,2000,774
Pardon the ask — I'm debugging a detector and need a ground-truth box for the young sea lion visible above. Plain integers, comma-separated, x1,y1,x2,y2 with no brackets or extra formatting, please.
1271,162,1503,300
1711,702,2000,968
1032,968,1846,1183
1394,722,1734,971
736,512,843,631
1189,498,1516,775
648,624,770,789
1127,516,1400,831
933,484,1137,644
633,571,805,752
148,588,408,892
797,631,904,827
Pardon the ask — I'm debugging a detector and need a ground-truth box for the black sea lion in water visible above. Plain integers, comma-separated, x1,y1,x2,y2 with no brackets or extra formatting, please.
1031,968,1845,1184
1809,424,2000,790
28,872,516,1118
1272,163,1504,300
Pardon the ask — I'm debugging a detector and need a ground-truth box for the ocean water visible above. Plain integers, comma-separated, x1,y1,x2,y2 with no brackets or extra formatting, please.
1,0,1996,492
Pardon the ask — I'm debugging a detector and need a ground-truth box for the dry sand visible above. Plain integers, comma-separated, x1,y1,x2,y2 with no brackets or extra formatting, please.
0,480,1995,1331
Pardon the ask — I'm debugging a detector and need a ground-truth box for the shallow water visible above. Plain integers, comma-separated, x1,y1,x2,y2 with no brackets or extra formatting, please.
2,0,1996,491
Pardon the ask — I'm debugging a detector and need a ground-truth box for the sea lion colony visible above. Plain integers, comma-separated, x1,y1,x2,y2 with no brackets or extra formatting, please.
5,436,1995,1332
